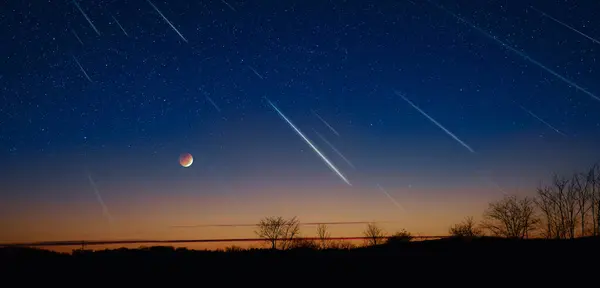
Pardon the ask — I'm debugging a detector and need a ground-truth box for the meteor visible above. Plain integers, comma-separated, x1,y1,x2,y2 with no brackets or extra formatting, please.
111,15,129,37
265,98,351,186
517,104,567,136
313,129,355,169
72,0,100,36
248,66,264,79
377,184,404,211
205,96,222,113
72,55,93,83
530,6,600,46
87,172,114,223
71,29,84,45
395,91,475,153
146,0,188,43
426,0,600,103
220,0,236,12
312,110,340,136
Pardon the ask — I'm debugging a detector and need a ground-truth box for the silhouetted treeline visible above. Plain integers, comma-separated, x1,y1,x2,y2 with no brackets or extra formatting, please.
449,163,600,239
2,164,600,284
2,237,600,284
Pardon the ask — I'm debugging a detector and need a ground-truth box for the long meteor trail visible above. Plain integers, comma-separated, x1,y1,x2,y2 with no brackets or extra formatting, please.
313,129,355,169
146,0,188,43
312,110,340,136
87,172,114,223
517,104,567,136
427,1,600,103
395,91,475,153
530,6,600,46
72,0,100,36
265,98,351,186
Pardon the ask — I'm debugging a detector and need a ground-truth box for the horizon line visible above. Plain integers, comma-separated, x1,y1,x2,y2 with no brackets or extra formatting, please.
0,236,447,247
169,221,398,228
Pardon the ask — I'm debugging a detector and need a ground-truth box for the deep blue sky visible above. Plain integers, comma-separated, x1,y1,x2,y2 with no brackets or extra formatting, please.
1,0,599,242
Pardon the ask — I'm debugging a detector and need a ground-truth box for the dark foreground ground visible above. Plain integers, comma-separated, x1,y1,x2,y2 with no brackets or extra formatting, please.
2,237,600,285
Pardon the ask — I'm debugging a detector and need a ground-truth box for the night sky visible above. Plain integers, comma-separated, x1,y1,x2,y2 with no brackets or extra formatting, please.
1,0,599,245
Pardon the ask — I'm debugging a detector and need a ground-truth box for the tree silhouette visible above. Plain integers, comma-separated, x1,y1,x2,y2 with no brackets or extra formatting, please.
316,224,331,249
535,175,579,239
586,164,600,236
449,216,482,237
481,195,539,238
255,216,301,250
573,172,592,236
536,185,559,239
363,223,385,246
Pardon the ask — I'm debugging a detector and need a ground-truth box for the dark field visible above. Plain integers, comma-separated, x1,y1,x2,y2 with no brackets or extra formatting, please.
2,237,599,285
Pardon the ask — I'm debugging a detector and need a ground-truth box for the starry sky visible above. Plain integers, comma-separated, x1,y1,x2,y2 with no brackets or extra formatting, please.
1,0,600,246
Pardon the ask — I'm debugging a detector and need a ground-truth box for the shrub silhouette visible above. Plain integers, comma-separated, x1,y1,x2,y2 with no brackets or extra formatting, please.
386,229,412,244
449,216,483,237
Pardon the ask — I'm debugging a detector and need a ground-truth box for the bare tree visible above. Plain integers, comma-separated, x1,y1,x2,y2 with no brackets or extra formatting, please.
255,216,301,250
588,164,600,236
565,175,582,238
573,172,592,236
316,224,331,249
279,216,301,250
535,175,580,239
363,223,385,246
481,195,539,238
536,186,559,239
449,216,483,237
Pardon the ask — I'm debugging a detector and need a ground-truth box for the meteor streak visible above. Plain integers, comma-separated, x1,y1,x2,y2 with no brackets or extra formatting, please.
220,0,236,12
205,96,222,113
312,110,340,136
111,15,129,37
72,0,100,36
87,172,114,223
489,179,508,196
146,0,188,43
427,1,600,103
72,55,93,83
248,66,264,79
530,6,600,46
377,184,404,211
265,98,351,186
71,29,84,45
313,129,355,169
517,104,567,136
395,91,475,153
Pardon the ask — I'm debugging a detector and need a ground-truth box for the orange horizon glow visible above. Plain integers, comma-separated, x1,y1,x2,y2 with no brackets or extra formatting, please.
1,185,498,248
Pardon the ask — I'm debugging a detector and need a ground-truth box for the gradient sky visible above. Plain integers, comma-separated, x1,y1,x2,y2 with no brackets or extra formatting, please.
1,0,600,247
